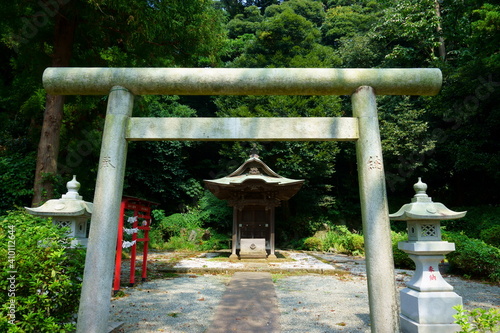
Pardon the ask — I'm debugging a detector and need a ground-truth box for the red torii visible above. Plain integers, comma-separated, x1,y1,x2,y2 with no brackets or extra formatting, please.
113,196,158,294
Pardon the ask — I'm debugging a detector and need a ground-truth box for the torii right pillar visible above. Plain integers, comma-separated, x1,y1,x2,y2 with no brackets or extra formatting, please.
353,86,400,332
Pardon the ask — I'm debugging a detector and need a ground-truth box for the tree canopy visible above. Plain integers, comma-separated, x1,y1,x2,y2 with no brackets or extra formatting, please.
0,0,498,236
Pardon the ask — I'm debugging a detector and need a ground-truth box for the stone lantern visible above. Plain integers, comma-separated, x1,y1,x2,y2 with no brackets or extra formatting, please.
389,178,466,333
26,175,93,247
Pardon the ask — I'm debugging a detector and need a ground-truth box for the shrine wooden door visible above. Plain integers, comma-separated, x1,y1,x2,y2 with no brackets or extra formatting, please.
239,206,269,241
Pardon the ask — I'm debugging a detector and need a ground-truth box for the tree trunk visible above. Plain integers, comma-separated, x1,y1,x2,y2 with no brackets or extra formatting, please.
32,7,77,206
434,0,446,60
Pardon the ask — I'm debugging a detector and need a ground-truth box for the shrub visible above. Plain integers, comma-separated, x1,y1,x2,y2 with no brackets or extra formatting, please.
480,225,500,248
199,232,230,251
321,225,365,256
349,234,365,255
453,305,500,332
0,153,36,215
147,228,167,250
303,237,322,251
321,229,344,252
444,232,500,282
151,209,229,251
198,191,233,232
283,237,307,250
445,206,500,240
154,210,204,240
391,231,415,270
163,235,198,251
0,210,86,332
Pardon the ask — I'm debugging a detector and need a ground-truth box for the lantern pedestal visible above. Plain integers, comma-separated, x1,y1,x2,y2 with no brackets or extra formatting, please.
400,288,462,333
398,243,462,332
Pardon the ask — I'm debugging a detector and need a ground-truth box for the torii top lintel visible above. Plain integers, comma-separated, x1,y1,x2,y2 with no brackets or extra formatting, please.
42,67,442,96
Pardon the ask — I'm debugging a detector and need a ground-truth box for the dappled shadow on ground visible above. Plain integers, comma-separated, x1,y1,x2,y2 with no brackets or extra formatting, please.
111,275,229,333
275,275,372,332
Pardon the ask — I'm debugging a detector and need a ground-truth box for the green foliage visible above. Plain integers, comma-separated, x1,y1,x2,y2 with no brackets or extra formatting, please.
470,3,500,68
147,228,166,251
391,231,415,270
392,229,500,281
151,208,230,251
0,210,86,332
303,237,323,251
298,225,365,255
163,236,198,252
453,305,500,333
0,0,498,256
124,95,205,209
323,3,376,45
373,0,441,65
320,225,365,256
379,96,437,191
199,232,231,252
82,0,227,67
155,210,203,239
444,232,500,282
227,0,337,68
198,191,233,232
444,206,500,241
252,10,320,65
270,0,326,27
480,225,500,248
0,152,35,215
227,6,264,38
217,0,280,18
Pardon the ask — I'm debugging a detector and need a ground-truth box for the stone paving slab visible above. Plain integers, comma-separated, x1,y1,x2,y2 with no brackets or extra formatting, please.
206,272,280,333
153,251,341,275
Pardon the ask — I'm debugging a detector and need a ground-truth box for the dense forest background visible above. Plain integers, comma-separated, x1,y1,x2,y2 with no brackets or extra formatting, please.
1,0,499,241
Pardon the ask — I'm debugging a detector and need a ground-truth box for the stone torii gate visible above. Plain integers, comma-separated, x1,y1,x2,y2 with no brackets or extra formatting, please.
42,67,442,333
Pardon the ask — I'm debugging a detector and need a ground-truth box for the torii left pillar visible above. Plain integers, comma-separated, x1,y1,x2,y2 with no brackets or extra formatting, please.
76,86,134,333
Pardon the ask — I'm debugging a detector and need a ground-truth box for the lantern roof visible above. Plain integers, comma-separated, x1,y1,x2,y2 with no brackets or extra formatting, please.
389,178,466,221
26,175,93,217
204,154,304,201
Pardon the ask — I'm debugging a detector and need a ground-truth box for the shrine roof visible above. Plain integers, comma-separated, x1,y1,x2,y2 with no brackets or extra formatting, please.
204,156,304,187
204,156,304,201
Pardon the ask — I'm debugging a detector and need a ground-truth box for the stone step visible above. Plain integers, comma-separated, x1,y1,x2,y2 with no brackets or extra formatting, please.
206,272,281,333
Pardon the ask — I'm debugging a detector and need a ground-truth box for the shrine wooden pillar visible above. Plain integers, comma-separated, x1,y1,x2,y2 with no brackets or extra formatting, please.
230,207,238,259
269,207,276,259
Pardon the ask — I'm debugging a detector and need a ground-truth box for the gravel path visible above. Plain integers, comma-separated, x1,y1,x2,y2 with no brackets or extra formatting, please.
111,275,230,333
110,251,500,332
275,275,371,333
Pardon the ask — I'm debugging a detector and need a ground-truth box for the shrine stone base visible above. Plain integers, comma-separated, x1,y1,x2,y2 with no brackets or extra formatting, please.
239,238,267,259
400,288,461,333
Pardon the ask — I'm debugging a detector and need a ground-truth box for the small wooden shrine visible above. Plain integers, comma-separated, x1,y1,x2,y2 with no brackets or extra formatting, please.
204,154,304,259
